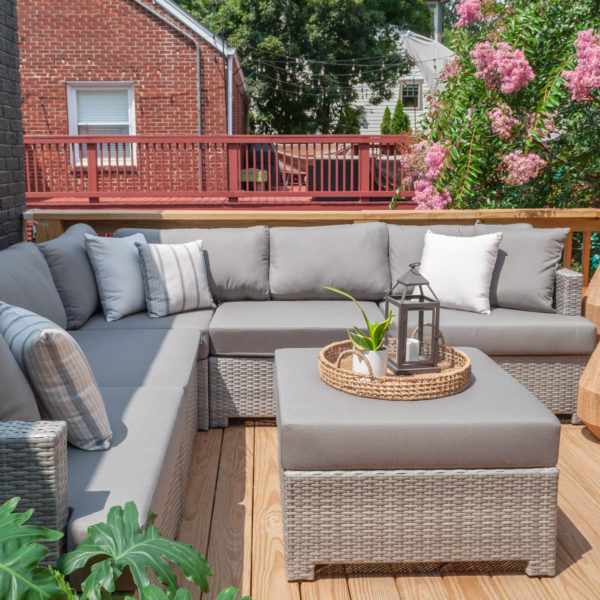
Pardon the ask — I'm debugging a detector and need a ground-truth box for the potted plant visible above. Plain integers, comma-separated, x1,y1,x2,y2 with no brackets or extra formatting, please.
325,287,393,376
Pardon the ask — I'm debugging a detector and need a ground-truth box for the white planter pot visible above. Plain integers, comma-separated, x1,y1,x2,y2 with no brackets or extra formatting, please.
352,347,389,377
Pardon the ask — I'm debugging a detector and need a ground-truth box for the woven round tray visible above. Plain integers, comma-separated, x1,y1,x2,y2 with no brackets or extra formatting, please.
318,338,471,401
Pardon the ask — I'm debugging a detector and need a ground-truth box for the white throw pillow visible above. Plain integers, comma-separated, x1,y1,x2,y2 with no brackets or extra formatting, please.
419,230,503,314
85,233,147,322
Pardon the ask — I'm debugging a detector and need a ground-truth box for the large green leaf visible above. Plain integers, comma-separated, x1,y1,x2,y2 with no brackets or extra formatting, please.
56,502,212,600
215,587,252,600
0,497,65,600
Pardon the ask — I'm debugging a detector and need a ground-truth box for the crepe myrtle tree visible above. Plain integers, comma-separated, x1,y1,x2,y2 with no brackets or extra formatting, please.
391,0,600,210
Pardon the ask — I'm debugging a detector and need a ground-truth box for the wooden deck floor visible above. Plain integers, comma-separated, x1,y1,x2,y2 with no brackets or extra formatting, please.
177,423,600,600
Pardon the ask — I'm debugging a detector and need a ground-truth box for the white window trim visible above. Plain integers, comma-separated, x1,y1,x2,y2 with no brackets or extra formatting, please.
399,80,424,111
66,82,136,167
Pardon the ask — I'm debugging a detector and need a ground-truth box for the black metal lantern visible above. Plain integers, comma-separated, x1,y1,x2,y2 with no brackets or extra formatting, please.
384,262,442,375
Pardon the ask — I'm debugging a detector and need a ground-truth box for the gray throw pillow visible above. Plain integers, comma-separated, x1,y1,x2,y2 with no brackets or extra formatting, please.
473,226,570,313
39,224,99,329
0,332,41,421
0,303,112,450
136,240,215,318
0,242,67,328
85,233,147,322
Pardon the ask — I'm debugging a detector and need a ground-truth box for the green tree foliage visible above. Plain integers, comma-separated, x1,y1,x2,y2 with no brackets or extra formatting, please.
409,0,600,209
390,97,411,133
380,106,391,133
176,0,433,132
334,106,365,133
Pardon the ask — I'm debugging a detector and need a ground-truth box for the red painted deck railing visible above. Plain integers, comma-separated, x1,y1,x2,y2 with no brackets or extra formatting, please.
23,134,415,204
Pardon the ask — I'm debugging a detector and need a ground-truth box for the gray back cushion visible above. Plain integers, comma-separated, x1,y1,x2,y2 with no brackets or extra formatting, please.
39,224,99,329
269,223,390,300
473,225,569,312
0,332,40,421
0,242,67,328
114,226,270,301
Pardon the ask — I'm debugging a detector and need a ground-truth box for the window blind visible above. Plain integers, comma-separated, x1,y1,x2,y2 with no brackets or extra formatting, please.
76,89,130,125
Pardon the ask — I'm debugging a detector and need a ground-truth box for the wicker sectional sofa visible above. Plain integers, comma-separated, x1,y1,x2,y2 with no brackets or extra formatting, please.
0,220,595,557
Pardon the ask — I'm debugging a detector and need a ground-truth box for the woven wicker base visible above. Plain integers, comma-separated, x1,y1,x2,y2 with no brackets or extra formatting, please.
197,359,209,431
281,467,558,581
208,354,586,426
491,355,588,418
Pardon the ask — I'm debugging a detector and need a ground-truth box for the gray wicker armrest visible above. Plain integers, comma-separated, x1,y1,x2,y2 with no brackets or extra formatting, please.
0,421,68,560
555,267,583,316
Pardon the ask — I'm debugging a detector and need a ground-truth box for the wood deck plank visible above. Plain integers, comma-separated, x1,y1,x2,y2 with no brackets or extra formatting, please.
177,429,223,597
252,425,301,600
202,424,254,600
346,573,402,600
491,574,554,600
300,575,351,600
442,574,507,600
396,573,452,600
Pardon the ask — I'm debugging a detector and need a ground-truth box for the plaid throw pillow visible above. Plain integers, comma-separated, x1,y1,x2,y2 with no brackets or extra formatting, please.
0,303,112,451
136,240,215,318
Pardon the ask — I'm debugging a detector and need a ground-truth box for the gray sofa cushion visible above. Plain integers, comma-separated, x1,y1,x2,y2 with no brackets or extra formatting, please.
39,224,99,329
80,309,214,359
380,303,596,355
0,242,67,328
0,332,40,421
114,226,270,301
67,385,184,548
276,347,560,470
209,300,384,356
270,223,390,300
472,222,533,233
71,329,200,387
473,226,569,313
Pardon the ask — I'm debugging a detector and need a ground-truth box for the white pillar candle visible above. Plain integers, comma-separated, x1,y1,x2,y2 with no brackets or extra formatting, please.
406,337,420,362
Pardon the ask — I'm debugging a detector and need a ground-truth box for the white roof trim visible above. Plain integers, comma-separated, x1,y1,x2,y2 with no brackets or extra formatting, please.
151,0,248,96
152,0,235,55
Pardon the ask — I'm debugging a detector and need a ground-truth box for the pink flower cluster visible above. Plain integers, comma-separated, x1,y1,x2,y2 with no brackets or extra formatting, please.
401,141,452,209
471,42,535,93
440,59,460,81
488,104,519,139
456,0,483,28
502,150,547,185
414,180,452,210
563,29,600,102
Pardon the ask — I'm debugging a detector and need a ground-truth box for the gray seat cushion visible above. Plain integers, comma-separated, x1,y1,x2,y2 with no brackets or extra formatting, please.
80,309,214,359
379,303,596,355
0,242,67,328
67,386,184,548
39,224,99,329
276,347,560,470
71,329,200,387
0,332,40,421
114,226,270,301
209,300,385,357
269,223,390,300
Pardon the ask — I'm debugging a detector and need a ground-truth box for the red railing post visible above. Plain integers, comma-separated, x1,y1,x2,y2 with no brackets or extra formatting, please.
358,142,370,202
227,142,241,202
87,142,99,203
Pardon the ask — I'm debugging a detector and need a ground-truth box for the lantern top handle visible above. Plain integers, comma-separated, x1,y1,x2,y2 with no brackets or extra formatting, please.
396,262,431,288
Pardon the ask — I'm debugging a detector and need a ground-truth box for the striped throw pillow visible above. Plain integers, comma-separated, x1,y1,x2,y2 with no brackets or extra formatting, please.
136,240,215,318
0,303,112,451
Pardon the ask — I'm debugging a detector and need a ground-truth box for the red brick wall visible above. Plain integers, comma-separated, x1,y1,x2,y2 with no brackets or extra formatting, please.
17,0,247,137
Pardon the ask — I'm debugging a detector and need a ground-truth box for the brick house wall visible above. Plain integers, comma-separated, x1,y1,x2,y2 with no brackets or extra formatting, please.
17,0,248,193
0,0,26,248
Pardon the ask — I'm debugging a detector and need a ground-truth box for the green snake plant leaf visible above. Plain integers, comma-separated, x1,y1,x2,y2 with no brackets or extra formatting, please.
56,502,212,600
324,287,373,332
348,328,374,351
0,497,65,600
215,587,252,600
369,314,395,350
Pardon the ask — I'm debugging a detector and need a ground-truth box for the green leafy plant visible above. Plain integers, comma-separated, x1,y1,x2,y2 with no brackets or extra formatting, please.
325,287,393,351
0,498,251,600
390,97,411,134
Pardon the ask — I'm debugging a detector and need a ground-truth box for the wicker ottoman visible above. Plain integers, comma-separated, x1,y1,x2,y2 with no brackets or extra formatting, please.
275,347,560,581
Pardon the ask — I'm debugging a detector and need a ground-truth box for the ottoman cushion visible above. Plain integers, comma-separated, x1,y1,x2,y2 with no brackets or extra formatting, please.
276,347,560,471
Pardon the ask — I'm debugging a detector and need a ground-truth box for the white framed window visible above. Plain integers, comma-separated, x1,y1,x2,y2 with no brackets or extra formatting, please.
400,81,423,110
67,82,136,166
